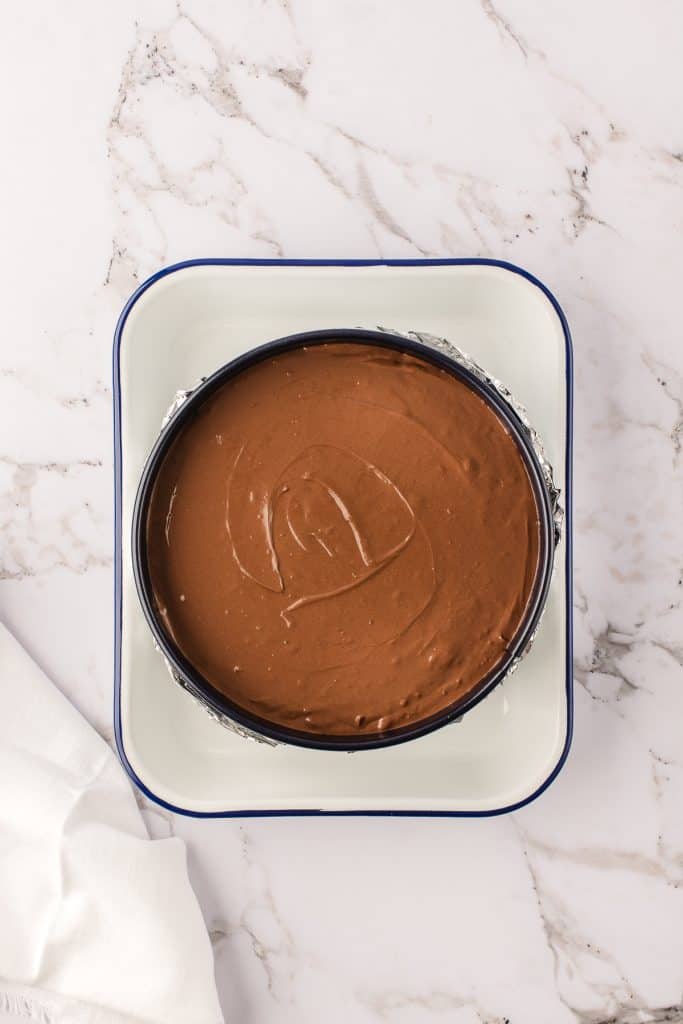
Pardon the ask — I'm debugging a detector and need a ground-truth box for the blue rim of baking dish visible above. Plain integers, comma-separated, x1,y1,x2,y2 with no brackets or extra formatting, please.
113,257,573,817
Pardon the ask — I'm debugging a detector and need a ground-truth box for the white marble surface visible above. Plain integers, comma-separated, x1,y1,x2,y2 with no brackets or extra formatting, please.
1,2,682,1021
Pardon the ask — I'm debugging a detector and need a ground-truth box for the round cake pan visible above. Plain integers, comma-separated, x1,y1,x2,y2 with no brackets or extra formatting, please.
132,328,556,752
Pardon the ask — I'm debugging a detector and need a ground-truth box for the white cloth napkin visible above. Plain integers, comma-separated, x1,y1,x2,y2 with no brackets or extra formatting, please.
0,622,223,1024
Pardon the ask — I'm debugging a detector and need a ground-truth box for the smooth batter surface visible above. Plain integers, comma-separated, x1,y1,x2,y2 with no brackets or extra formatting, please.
146,343,541,737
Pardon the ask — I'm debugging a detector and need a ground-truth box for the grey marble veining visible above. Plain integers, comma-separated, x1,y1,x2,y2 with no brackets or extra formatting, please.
1,1,682,1021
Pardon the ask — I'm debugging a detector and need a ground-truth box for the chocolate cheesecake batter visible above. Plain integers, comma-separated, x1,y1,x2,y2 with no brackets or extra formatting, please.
146,342,541,737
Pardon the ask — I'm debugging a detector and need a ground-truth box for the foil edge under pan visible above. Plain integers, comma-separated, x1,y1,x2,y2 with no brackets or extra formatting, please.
132,326,563,751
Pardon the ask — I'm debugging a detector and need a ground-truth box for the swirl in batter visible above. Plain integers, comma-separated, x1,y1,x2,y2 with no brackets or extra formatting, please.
146,342,541,736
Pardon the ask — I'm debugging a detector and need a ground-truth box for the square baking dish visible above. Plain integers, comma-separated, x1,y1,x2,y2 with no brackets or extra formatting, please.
113,259,573,817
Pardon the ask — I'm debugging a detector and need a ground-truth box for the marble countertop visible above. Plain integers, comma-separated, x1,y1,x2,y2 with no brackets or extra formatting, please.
2,2,682,1021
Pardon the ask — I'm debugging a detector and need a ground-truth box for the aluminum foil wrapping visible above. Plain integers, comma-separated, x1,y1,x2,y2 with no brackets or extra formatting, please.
153,329,563,744
156,645,279,746
161,388,197,429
